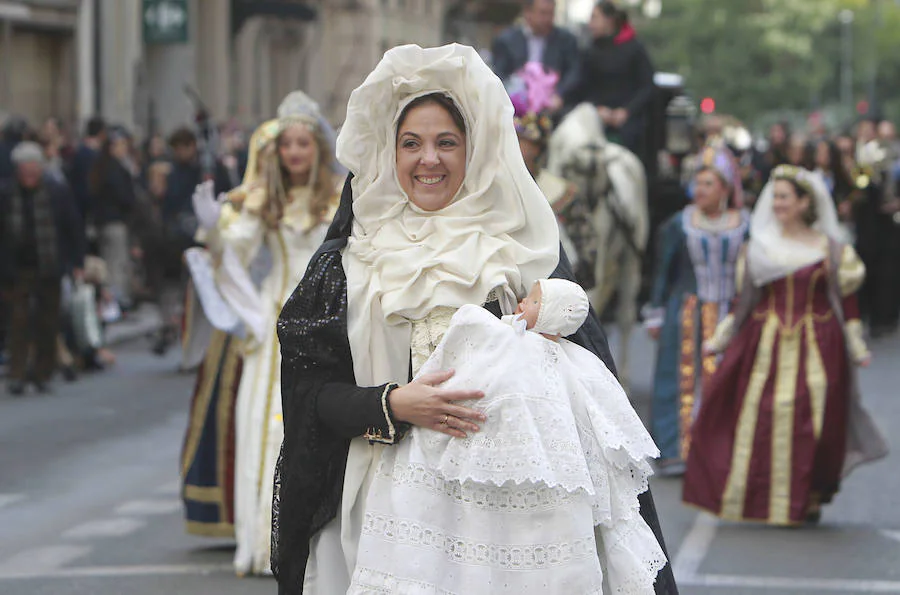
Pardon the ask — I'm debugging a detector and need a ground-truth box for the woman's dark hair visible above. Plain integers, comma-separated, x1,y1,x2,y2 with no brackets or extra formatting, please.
818,140,855,200
595,1,628,29
776,176,819,226
396,93,467,139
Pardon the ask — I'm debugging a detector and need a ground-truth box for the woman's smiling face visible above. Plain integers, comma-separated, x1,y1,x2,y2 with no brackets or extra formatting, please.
396,101,467,212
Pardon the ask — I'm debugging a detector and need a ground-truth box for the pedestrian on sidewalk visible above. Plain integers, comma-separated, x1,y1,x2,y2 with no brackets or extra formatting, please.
0,141,85,395
89,128,137,311
68,117,106,224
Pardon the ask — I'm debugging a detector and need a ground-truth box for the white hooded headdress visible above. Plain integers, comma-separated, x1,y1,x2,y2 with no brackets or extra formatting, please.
338,43,560,388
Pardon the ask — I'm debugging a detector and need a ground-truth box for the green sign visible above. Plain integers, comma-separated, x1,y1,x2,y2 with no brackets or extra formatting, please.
143,0,188,44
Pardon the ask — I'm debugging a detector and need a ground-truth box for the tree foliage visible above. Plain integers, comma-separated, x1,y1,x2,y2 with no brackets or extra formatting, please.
635,0,900,125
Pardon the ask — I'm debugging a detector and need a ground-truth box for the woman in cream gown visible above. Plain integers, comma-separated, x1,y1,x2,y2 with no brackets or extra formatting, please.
201,91,340,576
272,45,678,595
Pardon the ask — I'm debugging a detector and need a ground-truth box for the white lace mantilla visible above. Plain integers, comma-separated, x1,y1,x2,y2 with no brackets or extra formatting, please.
349,305,665,594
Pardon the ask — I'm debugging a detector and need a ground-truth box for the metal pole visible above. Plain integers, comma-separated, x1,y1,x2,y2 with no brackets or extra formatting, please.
839,9,854,112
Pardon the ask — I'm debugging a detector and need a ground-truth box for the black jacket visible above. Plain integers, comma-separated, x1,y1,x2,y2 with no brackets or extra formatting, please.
163,159,231,224
68,143,99,219
570,34,655,118
272,177,678,594
0,178,86,284
92,159,136,226
491,24,581,99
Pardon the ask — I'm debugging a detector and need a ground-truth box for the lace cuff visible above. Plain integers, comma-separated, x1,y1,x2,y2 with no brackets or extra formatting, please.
364,384,409,445
705,314,736,354
844,319,870,364
641,305,665,330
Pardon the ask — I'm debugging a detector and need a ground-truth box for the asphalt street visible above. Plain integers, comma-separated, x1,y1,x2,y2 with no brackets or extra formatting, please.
0,327,898,595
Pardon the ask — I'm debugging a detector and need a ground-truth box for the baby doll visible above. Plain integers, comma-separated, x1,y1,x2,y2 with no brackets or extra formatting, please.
349,279,665,595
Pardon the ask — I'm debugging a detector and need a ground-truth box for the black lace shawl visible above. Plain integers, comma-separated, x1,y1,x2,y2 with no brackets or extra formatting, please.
272,176,679,594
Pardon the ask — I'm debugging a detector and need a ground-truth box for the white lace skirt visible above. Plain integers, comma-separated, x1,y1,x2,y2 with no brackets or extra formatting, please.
348,306,666,594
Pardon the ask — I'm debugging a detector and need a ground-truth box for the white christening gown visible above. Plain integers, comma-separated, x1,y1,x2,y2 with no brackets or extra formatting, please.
348,305,666,594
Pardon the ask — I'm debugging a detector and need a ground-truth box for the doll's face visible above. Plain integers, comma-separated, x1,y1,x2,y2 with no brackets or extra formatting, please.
515,282,542,329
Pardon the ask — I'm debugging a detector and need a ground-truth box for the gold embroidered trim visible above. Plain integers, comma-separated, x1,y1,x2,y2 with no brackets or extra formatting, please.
838,244,865,297
720,315,779,520
365,383,401,444
185,485,224,503
181,281,196,351
700,300,719,387
844,319,870,363
679,295,698,461
217,337,241,517
256,228,290,498
805,318,827,440
181,332,228,478
769,327,800,525
185,520,235,538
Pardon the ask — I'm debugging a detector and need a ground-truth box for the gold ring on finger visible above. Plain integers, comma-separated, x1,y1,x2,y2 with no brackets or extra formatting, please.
441,414,450,426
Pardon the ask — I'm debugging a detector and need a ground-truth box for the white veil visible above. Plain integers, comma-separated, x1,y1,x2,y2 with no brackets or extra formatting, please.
747,165,847,287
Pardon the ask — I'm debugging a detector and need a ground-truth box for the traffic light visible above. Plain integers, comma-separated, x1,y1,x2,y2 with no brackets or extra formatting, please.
700,97,716,114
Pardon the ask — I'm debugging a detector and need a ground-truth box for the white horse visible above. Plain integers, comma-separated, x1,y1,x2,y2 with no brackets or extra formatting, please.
546,103,649,390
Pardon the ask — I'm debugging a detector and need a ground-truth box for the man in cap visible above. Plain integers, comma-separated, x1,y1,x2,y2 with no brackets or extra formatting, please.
0,141,85,394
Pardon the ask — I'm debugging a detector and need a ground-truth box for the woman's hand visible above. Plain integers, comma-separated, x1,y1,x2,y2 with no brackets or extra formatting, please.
647,326,661,341
859,355,872,368
389,370,486,439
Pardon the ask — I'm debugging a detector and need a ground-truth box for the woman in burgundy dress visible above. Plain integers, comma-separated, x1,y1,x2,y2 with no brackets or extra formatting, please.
683,165,888,526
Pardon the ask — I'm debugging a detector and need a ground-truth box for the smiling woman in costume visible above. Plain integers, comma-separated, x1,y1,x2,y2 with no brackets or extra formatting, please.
683,165,888,526
190,91,340,576
272,44,678,594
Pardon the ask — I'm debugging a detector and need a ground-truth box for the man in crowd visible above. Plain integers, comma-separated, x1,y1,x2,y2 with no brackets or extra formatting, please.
163,127,230,246
491,0,580,112
157,128,230,359
0,142,85,395
69,116,106,221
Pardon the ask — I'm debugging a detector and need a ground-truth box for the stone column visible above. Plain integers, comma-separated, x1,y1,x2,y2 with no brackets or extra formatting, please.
75,0,96,126
196,0,230,121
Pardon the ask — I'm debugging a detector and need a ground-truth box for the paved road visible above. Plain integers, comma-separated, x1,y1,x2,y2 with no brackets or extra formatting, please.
0,329,898,594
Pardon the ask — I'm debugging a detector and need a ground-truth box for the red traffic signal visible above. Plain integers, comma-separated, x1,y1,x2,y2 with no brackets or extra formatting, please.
700,97,716,114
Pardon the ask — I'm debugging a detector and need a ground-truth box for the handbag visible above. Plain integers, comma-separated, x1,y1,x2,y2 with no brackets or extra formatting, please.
71,281,102,352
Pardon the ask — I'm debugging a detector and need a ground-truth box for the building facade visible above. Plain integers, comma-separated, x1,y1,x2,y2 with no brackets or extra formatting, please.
2,0,598,138
0,0,79,128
